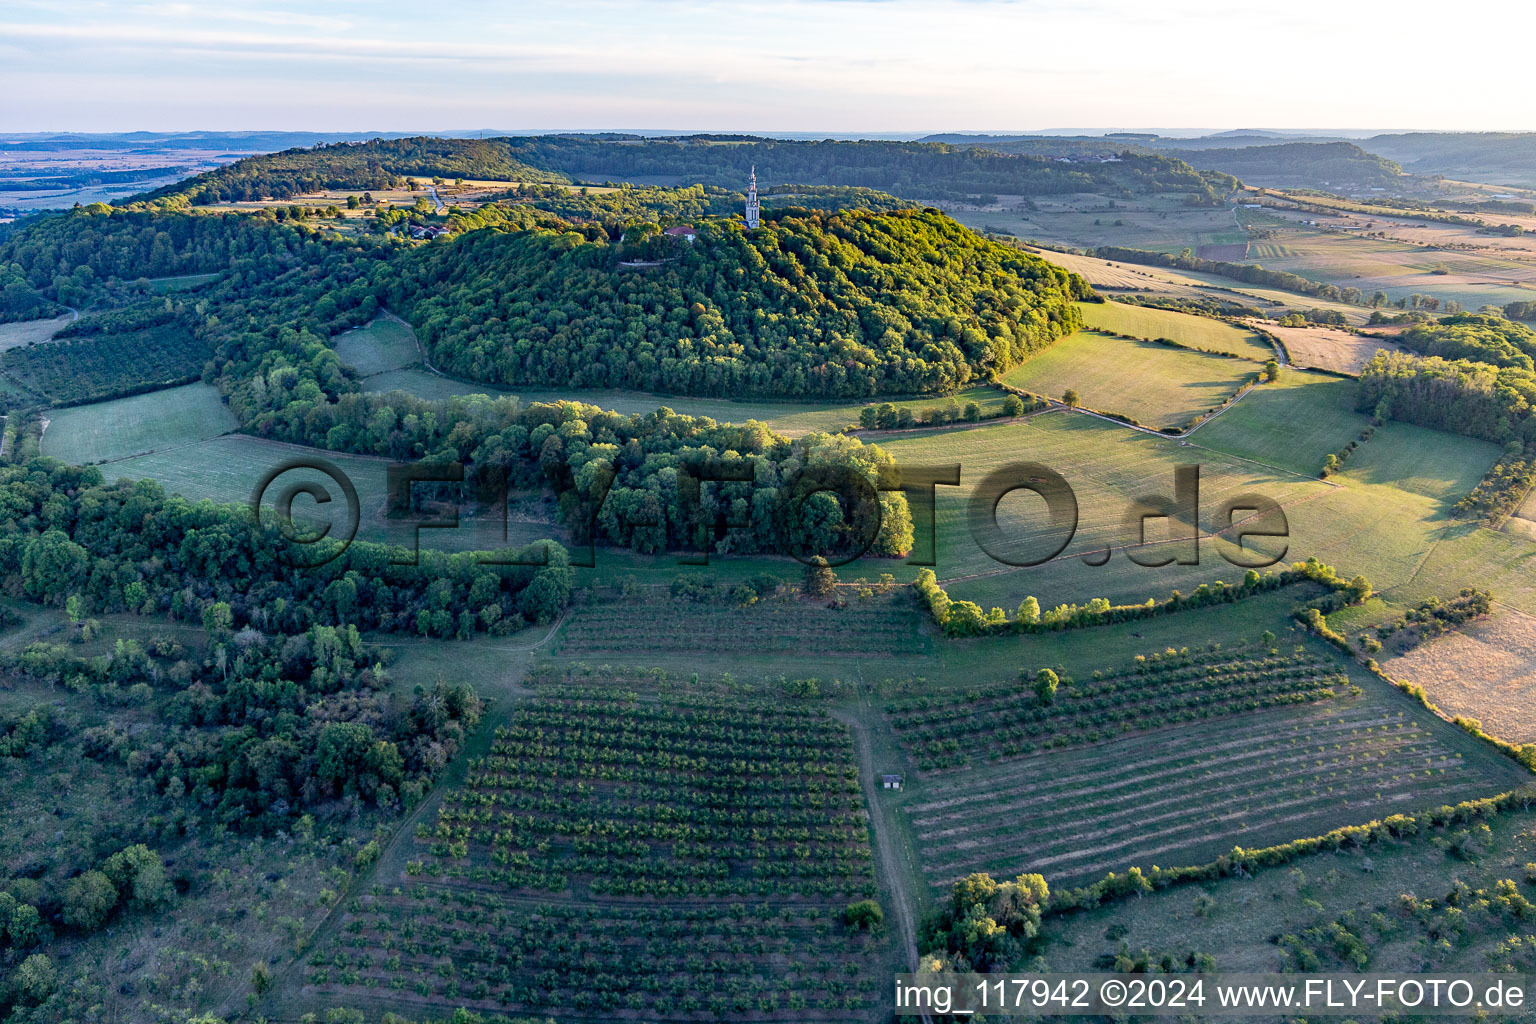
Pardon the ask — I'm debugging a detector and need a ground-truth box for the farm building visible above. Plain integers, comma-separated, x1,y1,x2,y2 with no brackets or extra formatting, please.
881,774,903,790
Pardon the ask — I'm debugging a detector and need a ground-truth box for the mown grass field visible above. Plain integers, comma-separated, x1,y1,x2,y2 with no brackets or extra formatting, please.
40,381,237,464
1192,371,1368,476
877,397,1507,617
1078,300,1274,360
1252,321,1402,374
363,367,1011,435
334,317,421,377
102,433,560,552
0,312,72,351
1001,331,1254,430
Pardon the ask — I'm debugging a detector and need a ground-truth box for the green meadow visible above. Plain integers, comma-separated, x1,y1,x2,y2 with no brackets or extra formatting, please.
1078,300,1276,360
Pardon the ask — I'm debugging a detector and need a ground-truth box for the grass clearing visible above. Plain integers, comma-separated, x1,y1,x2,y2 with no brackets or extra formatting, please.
1192,370,1369,476
1256,321,1403,374
40,382,237,464
1382,607,1536,742
146,272,220,293
334,317,421,377
1001,330,1255,430
363,368,1011,434
1078,300,1275,360
103,433,560,551
0,312,72,351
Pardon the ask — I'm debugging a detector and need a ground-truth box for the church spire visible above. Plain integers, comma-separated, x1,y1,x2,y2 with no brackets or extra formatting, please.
745,164,760,229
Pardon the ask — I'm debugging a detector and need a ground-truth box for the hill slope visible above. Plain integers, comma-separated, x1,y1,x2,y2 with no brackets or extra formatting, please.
380,206,1090,398
131,137,568,206
1179,141,1403,188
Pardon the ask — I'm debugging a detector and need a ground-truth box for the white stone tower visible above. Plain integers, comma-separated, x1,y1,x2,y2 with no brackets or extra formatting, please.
745,165,760,229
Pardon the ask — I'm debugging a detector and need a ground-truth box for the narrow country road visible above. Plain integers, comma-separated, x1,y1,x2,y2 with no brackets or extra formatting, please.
838,708,920,973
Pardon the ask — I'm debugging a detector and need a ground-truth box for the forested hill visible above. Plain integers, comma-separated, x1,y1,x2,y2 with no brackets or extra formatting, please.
1177,142,1403,189
128,135,1233,207
503,136,1231,202
379,206,1090,397
131,137,568,206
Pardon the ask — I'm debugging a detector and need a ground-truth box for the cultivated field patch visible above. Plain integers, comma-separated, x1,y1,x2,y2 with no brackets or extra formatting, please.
1041,800,1536,975
886,639,1347,771
1,324,212,404
1078,300,1275,360
40,381,237,464
0,312,72,351
1383,608,1536,742
1254,321,1402,374
1192,370,1369,476
903,690,1525,889
1001,330,1255,430
555,592,927,659
300,682,888,1020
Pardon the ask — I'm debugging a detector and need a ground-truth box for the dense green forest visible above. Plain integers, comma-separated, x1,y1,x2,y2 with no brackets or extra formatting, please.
1363,132,1536,184
1179,142,1403,188
0,207,335,306
493,182,910,222
381,206,1088,397
0,179,1075,564
0,208,923,561
1358,349,1536,445
0,458,574,635
1397,313,1536,371
0,263,62,322
125,135,1233,207
503,135,1233,201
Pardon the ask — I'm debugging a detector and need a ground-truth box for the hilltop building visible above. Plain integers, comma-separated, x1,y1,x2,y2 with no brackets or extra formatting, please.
745,166,760,229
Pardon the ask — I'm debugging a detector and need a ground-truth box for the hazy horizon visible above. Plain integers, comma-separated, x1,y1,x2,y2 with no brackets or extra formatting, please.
0,127,1510,140
6,0,1534,133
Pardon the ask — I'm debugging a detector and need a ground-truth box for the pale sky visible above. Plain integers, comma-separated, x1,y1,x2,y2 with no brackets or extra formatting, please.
3,0,1533,134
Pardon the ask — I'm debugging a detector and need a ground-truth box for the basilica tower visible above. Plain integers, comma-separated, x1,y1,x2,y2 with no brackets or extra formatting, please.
745,165,760,229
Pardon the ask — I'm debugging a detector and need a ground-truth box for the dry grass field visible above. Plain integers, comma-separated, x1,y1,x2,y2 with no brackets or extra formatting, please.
1238,203,1536,311
1024,246,1376,325
1079,300,1274,359
1382,607,1536,742
1250,321,1404,374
